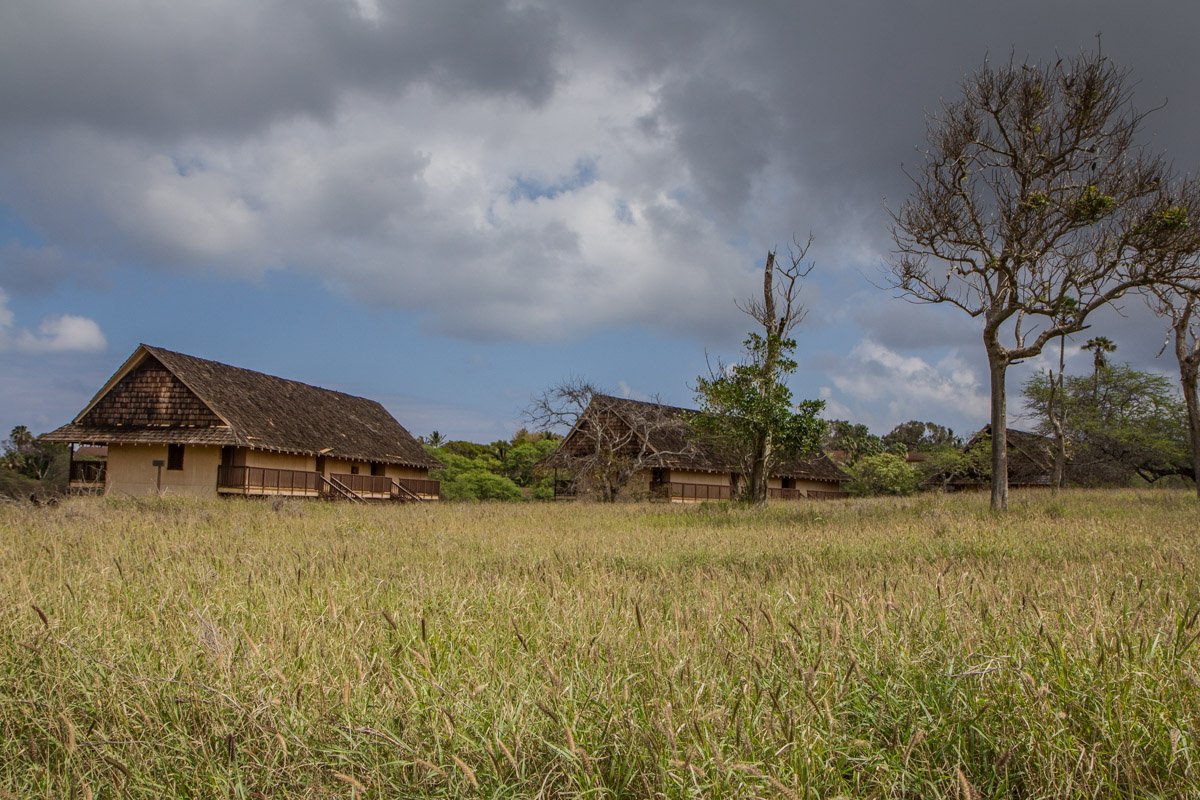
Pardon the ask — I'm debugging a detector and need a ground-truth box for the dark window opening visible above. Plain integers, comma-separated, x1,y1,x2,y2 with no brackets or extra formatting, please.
167,444,184,471
782,477,795,489
350,465,360,475
370,463,384,476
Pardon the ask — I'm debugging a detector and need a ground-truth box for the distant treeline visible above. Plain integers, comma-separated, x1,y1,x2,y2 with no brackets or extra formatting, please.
420,428,561,501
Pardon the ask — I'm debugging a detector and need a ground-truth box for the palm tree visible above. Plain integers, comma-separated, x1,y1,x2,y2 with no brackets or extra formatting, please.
426,430,445,448
1082,337,1117,377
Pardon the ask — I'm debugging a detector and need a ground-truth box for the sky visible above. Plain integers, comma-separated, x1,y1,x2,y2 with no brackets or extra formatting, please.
2,0,1199,443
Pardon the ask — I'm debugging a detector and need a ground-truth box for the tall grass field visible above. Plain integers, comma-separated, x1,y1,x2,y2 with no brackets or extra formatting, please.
2,490,1198,798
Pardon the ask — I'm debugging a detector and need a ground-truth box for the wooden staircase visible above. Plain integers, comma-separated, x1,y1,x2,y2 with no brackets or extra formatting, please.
322,475,365,503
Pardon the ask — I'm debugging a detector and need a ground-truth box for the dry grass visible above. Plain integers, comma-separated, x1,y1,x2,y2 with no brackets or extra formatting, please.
1,490,1198,797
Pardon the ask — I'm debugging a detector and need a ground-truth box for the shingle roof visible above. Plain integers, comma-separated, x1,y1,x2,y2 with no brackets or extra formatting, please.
545,394,847,483
44,344,439,469
47,426,239,447
954,425,1054,486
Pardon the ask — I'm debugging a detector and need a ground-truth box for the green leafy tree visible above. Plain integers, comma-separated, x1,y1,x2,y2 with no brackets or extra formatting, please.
1023,364,1192,484
430,452,525,502
917,438,992,492
1,426,68,488
530,476,556,501
502,439,559,487
695,243,826,503
882,421,960,453
888,49,1200,511
823,421,884,464
442,469,525,502
437,440,494,460
846,453,921,496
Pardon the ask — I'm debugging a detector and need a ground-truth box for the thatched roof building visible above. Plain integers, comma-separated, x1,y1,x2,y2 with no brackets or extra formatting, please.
948,425,1056,489
44,344,439,499
544,394,847,499
46,344,437,469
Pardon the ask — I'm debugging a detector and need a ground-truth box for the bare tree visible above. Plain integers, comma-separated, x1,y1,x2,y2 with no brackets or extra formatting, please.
527,379,690,501
1151,282,1200,497
694,237,826,503
888,49,1200,511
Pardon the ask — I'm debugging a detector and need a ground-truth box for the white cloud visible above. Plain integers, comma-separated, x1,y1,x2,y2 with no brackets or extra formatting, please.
0,289,107,354
817,386,852,420
0,75,755,342
826,338,989,431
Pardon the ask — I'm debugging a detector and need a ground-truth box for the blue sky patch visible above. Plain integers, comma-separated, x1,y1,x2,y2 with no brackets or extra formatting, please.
508,158,597,203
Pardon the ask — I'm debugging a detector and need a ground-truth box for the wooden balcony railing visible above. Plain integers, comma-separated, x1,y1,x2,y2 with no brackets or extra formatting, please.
218,465,439,501
668,482,732,502
331,473,393,497
767,487,850,500
393,477,440,499
217,465,322,496
807,490,849,501
332,474,440,500
660,483,849,502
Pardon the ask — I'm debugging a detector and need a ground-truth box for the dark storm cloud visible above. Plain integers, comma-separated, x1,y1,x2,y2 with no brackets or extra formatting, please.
623,1,1199,256
2,0,1199,350
653,77,779,222
0,0,561,140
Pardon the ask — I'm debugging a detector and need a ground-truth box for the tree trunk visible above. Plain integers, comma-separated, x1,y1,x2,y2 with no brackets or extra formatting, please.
988,353,1009,512
1168,311,1200,499
1048,336,1066,492
1178,354,1200,500
1184,377,1200,499
748,251,778,505
1050,424,1066,491
748,433,770,503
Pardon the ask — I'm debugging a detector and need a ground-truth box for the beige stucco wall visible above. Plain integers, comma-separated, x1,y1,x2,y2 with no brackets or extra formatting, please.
385,465,430,480
106,444,221,497
793,479,841,494
628,468,731,490
670,469,732,487
244,451,315,471
324,457,371,476
237,452,429,479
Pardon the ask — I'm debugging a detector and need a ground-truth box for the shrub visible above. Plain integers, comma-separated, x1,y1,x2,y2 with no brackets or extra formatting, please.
0,468,39,501
441,469,525,502
846,452,921,496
